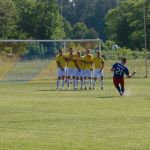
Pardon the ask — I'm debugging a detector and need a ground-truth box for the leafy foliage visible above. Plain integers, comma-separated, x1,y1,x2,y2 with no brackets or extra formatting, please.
0,0,149,56
105,0,146,49
0,0,19,38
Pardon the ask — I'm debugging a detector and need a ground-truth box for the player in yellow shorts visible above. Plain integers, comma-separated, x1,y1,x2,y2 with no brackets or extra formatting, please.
56,49,66,90
83,49,93,90
76,51,85,90
92,50,104,90
65,48,79,90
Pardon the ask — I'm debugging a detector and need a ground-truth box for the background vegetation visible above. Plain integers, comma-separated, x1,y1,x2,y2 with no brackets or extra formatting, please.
0,0,149,57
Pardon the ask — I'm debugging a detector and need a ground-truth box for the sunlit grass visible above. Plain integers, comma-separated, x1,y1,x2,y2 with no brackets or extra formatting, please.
0,79,150,150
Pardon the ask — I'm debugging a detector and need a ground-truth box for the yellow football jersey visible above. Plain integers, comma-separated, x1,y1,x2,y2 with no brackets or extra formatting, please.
56,54,66,68
93,57,104,69
77,56,85,70
84,54,93,70
65,54,77,68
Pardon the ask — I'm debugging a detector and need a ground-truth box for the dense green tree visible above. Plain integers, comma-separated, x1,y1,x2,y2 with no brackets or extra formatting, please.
84,28,99,39
24,42,47,59
105,0,145,49
71,22,88,39
15,0,65,39
34,0,65,39
0,0,19,38
1,0,149,51
71,22,99,39
61,0,117,39
63,20,73,38
14,0,36,38
82,0,117,40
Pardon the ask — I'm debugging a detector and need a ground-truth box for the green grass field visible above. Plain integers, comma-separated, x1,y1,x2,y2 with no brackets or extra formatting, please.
0,78,150,150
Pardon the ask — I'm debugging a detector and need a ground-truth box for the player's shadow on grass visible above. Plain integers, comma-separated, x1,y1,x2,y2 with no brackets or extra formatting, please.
35,89,56,92
35,89,78,92
97,96,118,99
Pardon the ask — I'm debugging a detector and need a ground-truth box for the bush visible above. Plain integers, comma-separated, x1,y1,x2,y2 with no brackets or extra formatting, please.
101,48,147,60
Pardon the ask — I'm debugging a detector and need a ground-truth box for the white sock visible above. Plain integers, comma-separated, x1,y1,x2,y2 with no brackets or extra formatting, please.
62,80,65,89
84,79,86,88
76,80,78,88
81,80,83,88
100,80,104,88
57,79,60,89
67,79,70,88
93,80,96,89
73,79,76,88
89,79,92,88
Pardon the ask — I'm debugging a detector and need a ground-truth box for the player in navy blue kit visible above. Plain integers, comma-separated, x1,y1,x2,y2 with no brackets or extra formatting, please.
111,58,136,96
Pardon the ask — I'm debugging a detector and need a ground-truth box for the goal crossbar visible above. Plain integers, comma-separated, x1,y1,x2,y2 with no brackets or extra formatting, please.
0,39,101,43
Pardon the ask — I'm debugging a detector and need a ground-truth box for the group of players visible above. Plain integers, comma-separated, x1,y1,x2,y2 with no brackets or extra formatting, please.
56,48,136,96
56,48,104,91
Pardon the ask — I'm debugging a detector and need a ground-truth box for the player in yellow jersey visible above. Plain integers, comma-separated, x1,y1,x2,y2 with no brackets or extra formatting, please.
65,48,79,90
56,49,66,90
93,50,104,90
76,51,85,90
83,49,93,90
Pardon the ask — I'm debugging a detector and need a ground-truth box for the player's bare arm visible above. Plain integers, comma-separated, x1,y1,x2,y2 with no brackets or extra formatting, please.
100,62,104,72
127,71,136,78
64,55,73,62
90,61,93,71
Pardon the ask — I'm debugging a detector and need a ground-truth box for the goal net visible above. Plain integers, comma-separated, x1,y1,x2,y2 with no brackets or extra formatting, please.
0,39,101,83
0,39,149,84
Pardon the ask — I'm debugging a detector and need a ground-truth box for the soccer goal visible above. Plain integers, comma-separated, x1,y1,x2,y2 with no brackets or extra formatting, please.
0,39,149,83
0,39,101,83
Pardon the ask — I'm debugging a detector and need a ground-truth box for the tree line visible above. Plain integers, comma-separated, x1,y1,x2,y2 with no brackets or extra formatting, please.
0,0,149,51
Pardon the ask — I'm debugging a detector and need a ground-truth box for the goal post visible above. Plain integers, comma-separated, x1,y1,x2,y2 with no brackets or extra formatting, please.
0,39,102,83
0,39,102,50
0,39,149,83
144,0,150,78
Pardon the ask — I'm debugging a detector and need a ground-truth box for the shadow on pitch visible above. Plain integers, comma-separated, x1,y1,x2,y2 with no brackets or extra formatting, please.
35,89,79,92
35,89,56,92
97,96,119,99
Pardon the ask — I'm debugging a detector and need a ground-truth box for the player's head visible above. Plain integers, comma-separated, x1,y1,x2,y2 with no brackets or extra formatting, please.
77,50,81,57
69,48,73,55
58,49,63,55
86,49,91,55
121,58,127,65
96,50,101,57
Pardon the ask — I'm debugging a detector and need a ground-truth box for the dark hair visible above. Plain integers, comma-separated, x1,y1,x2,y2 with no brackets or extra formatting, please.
59,49,62,52
121,58,127,63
